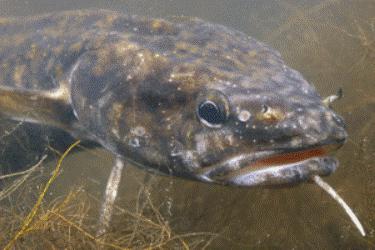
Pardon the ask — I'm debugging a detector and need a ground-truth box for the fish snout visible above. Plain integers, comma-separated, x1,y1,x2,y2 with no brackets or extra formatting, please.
282,107,347,148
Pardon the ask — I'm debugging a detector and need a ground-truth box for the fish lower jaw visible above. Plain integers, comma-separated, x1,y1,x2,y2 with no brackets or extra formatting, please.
195,143,342,187
225,156,338,187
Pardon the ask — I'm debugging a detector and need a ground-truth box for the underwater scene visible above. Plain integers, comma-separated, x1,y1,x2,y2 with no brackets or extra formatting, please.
0,0,374,249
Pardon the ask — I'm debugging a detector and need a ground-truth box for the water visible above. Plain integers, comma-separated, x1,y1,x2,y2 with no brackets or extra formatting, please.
0,0,374,249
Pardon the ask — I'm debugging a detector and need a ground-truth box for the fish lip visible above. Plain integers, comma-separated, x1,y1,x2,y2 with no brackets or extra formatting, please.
225,156,338,187
196,141,343,187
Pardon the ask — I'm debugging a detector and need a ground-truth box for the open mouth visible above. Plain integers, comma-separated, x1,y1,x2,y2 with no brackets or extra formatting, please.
197,143,342,187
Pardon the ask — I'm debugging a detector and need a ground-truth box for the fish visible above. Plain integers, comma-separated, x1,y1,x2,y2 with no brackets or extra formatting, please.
0,9,347,186
0,9,363,236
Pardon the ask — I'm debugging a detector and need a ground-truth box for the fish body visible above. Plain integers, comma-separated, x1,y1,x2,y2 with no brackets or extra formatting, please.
0,9,347,187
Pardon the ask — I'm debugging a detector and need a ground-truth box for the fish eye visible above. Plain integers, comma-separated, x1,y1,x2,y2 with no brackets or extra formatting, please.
197,100,226,127
261,104,269,113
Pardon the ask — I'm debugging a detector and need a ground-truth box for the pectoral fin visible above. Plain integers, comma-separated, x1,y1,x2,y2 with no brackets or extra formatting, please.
0,85,76,131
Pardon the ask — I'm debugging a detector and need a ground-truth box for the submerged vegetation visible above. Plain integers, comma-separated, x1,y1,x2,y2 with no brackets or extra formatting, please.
0,136,217,249
0,1,374,248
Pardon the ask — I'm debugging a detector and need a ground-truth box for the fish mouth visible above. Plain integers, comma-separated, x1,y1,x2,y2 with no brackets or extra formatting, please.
196,143,343,187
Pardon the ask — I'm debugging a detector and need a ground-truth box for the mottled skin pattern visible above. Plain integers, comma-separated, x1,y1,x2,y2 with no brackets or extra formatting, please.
0,9,347,186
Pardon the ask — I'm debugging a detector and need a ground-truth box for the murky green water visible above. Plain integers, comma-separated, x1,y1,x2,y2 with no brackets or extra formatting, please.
1,0,374,249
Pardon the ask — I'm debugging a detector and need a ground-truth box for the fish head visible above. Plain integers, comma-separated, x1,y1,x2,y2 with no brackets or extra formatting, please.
183,67,347,187
154,21,347,186
71,19,347,187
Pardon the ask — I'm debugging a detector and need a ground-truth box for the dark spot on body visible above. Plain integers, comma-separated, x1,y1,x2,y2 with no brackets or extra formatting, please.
149,37,176,52
139,76,188,112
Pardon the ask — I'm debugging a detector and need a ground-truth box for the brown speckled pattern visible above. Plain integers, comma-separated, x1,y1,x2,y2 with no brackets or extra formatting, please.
0,10,347,186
